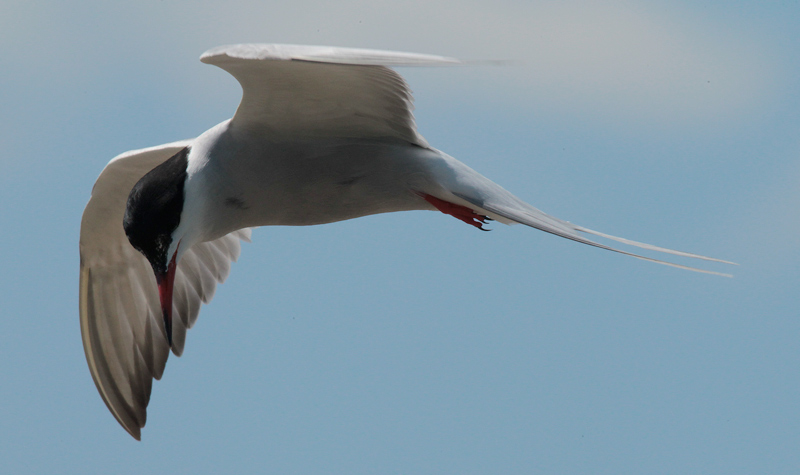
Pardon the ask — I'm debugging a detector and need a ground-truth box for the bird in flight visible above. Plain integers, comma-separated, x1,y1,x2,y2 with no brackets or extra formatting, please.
79,44,734,440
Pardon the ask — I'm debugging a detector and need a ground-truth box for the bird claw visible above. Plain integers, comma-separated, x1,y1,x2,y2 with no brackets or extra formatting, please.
419,193,492,231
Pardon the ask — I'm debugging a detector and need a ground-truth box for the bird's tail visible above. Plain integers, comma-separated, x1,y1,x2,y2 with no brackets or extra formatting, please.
426,153,736,276
461,193,735,276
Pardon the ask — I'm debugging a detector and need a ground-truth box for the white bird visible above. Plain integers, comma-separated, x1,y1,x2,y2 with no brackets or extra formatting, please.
79,44,734,440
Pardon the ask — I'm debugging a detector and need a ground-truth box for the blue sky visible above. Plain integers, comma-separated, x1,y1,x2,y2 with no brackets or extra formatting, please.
1,1,798,473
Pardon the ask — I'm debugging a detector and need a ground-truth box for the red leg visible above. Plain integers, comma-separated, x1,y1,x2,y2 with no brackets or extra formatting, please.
419,193,491,231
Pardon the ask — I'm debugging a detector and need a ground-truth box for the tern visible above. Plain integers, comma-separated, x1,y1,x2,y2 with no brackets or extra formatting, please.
79,44,734,440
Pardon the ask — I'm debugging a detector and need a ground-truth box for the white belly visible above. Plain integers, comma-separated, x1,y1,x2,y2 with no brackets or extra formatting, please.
194,131,442,238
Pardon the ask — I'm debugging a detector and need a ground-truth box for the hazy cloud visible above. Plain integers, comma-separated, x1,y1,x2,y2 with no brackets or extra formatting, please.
2,1,785,130
134,0,783,126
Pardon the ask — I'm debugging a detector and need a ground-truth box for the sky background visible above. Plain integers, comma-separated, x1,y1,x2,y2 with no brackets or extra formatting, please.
1,1,798,473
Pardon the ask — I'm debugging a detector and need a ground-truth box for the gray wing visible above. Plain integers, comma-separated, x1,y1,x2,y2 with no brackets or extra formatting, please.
79,141,251,440
200,43,460,147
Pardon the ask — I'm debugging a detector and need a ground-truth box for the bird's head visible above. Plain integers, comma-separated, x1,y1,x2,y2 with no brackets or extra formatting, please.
123,147,190,347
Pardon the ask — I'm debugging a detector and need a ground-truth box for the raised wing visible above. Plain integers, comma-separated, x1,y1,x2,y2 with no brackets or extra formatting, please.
79,141,251,440
200,43,460,147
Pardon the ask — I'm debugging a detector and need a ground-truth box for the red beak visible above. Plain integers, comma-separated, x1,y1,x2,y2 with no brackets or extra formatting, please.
156,249,179,347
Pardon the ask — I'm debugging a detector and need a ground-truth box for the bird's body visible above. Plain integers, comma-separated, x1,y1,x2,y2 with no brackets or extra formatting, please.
80,44,734,440
184,120,434,238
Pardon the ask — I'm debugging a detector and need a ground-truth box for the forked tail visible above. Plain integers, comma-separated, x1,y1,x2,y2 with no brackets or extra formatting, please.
418,149,735,276
453,191,736,277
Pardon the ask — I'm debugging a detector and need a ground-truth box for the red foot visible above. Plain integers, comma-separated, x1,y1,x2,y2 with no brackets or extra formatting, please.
419,193,491,231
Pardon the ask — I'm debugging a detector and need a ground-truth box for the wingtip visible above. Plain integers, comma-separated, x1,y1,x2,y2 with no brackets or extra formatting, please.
128,426,142,441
